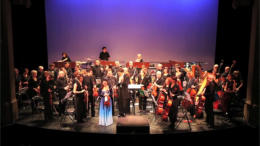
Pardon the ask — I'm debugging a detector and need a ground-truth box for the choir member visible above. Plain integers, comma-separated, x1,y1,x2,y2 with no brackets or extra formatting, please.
117,68,130,117
98,79,113,126
99,46,110,61
73,74,87,123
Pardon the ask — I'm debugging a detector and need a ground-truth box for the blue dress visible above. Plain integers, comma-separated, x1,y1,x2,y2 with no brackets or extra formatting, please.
99,89,113,126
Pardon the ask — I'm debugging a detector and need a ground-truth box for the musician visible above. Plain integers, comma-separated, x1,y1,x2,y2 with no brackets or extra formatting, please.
105,70,117,115
137,68,151,113
92,60,104,81
135,53,143,62
203,74,217,128
128,61,136,78
223,74,236,120
221,66,230,78
117,68,130,117
99,46,110,61
162,67,170,80
48,63,58,80
166,77,180,129
208,64,219,77
156,64,163,73
37,66,44,82
154,71,165,100
83,69,96,117
28,70,40,114
21,72,29,88
73,74,86,123
230,59,239,73
14,68,21,93
61,52,71,62
98,79,113,126
56,71,68,116
233,71,243,101
112,61,121,76
64,62,73,78
40,72,54,121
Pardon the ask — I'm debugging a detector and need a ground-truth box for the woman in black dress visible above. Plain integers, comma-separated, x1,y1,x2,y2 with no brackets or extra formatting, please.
73,74,87,123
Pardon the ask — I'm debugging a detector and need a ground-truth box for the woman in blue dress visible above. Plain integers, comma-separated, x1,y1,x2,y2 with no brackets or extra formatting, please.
99,79,113,126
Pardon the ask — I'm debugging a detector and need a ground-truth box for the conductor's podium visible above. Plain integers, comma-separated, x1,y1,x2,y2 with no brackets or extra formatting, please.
116,115,150,134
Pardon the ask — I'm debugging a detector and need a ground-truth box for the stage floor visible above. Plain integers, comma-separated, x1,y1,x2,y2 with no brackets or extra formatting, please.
16,101,246,134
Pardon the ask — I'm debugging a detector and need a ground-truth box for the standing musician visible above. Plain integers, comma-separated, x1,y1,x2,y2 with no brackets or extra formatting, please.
73,74,87,123
105,70,117,116
202,74,217,128
40,72,54,121
162,67,171,80
64,62,73,79
223,74,236,120
60,52,71,62
113,61,121,77
28,70,40,114
233,71,243,102
55,71,69,116
221,66,230,78
99,46,110,61
137,68,151,113
117,68,130,117
163,77,180,129
83,69,96,117
92,60,104,87
156,64,163,73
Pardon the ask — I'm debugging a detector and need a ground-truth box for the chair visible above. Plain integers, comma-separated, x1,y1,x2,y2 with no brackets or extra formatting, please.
59,95,76,126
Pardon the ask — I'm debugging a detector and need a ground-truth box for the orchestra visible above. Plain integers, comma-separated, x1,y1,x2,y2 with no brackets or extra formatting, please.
14,51,245,130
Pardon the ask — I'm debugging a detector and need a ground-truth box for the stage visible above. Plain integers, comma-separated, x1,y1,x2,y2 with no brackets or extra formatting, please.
16,100,246,134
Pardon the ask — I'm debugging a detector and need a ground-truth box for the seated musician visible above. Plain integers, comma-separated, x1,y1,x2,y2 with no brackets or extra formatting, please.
99,46,110,61
60,52,71,62
135,53,143,62
21,71,29,88
137,68,151,113
154,71,165,100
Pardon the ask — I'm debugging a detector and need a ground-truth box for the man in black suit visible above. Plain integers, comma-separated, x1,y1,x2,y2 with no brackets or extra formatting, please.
99,46,110,61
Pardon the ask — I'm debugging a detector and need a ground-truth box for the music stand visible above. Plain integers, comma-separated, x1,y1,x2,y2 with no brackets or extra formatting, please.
174,95,192,131
128,84,143,115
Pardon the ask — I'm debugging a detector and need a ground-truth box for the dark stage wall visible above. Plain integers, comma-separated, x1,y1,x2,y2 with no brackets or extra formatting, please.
45,0,219,70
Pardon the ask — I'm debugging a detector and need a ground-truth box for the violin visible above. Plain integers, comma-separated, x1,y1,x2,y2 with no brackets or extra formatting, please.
93,87,98,97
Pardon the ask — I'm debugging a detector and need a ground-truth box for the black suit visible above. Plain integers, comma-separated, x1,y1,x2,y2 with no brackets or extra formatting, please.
83,75,96,117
